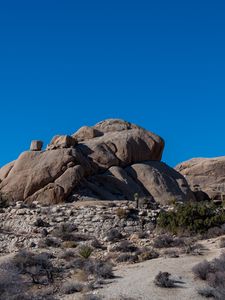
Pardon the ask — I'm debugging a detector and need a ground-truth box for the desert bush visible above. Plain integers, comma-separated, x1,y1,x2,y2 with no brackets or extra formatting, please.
136,231,149,239
62,281,84,294
204,226,225,239
38,237,60,248
71,257,114,279
33,218,50,227
197,286,216,298
56,223,77,233
62,241,78,248
154,271,175,288
82,295,102,300
183,242,205,256
192,259,211,280
116,208,128,219
84,260,114,279
0,193,9,208
79,245,93,259
91,238,104,249
157,202,225,234
193,252,225,299
138,248,159,261
0,262,23,297
58,250,75,260
105,228,123,242
163,249,179,258
116,253,138,263
219,237,225,248
112,241,138,253
91,260,114,279
207,271,225,288
212,253,225,273
13,250,55,284
153,234,184,248
52,223,90,242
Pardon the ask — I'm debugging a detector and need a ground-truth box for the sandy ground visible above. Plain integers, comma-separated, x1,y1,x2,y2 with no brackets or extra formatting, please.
1,235,223,300
92,237,223,300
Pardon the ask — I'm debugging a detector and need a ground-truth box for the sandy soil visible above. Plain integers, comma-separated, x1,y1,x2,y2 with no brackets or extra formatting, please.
93,237,223,300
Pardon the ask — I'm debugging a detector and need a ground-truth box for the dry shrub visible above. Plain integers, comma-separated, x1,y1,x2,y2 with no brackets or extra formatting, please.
154,272,175,288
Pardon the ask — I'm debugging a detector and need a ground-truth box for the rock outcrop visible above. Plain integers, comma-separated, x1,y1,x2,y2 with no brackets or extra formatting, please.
0,119,194,205
175,157,225,200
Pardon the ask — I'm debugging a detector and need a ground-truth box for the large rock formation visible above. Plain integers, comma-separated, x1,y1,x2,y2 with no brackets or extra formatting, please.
175,157,225,200
0,119,194,205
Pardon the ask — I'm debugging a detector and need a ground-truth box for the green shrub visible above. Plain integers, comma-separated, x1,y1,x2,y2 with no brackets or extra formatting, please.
157,202,225,234
78,245,93,259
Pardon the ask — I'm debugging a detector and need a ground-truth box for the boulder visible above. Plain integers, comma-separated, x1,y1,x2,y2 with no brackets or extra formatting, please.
0,119,194,205
47,135,77,150
73,161,194,204
175,156,225,200
30,140,43,151
72,126,102,141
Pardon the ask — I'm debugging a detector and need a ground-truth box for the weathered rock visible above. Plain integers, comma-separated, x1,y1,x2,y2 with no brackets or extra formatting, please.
0,119,194,205
74,161,195,204
30,140,43,151
72,126,103,141
175,156,225,200
47,135,77,150
0,161,15,182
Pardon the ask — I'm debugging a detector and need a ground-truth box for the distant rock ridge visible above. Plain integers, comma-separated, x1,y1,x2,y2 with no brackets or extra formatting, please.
0,119,194,205
175,156,225,200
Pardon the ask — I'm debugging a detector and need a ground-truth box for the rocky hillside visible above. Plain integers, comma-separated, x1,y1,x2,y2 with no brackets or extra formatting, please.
0,119,194,206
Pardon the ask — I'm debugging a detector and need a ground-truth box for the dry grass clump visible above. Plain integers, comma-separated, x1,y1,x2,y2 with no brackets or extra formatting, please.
62,241,78,248
116,208,129,219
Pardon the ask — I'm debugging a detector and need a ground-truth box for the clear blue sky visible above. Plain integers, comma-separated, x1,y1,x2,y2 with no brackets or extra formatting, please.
0,0,224,167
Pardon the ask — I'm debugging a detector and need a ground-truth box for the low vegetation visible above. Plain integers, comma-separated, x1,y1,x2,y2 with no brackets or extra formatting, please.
154,271,176,288
13,250,55,284
105,228,123,242
153,234,184,248
192,253,225,299
157,201,225,234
